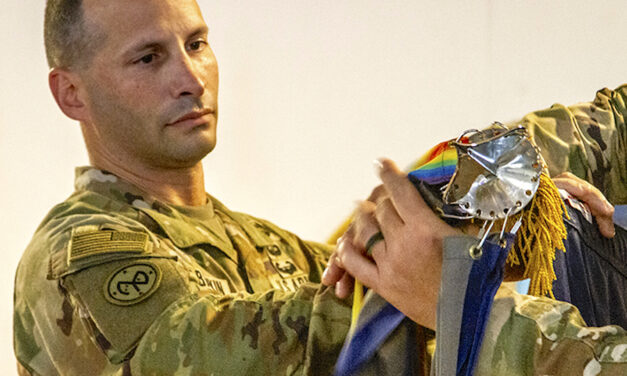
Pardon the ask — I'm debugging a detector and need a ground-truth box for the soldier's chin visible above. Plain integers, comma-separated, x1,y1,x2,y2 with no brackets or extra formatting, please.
152,142,216,169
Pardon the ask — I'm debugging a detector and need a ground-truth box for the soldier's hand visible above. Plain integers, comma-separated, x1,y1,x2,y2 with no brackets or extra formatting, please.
324,199,384,298
322,238,354,299
336,158,461,330
322,184,390,297
553,172,615,238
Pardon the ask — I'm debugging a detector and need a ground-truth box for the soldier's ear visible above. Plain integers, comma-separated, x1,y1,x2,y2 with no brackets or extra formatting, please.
49,68,89,122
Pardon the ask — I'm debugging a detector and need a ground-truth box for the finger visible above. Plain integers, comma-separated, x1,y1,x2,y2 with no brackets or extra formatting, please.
366,184,387,203
365,231,386,258
553,171,577,180
353,201,381,248
553,177,591,203
596,216,616,238
585,192,613,220
322,252,346,286
335,271,355,299
376,158,431,223
337,236,380,289
374,197,404,244
553,176,613,216
553,176,615,237
343,220,356,240
552,176,584,196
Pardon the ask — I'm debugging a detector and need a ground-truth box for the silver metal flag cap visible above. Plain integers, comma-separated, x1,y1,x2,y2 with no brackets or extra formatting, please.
443,124,543,221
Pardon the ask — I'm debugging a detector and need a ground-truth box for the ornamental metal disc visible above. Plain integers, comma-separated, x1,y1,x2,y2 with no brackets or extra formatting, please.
443,126,543,220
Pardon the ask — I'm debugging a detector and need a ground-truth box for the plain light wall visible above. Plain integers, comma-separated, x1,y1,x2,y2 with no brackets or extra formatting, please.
1,0,626,373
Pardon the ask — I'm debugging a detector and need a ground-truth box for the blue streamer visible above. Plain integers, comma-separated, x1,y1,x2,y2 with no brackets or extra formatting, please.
334,233,514,376
456,234,514,375
334,303,407,376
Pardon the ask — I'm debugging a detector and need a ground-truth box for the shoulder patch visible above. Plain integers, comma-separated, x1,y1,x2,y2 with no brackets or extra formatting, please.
69,228,150,262
104,262,162,306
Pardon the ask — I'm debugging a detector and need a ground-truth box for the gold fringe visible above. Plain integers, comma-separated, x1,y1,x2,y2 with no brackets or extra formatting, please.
505,173,569,298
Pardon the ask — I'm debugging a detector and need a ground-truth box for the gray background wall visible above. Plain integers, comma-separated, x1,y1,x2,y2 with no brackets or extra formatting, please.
1,0,626,372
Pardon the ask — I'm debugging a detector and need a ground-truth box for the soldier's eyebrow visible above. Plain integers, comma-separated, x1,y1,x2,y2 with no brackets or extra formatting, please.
122,37,165,60
121,26,209,60
188,25,209,40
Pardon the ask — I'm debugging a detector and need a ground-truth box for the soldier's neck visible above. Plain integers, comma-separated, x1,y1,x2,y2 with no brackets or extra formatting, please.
91,156,208,207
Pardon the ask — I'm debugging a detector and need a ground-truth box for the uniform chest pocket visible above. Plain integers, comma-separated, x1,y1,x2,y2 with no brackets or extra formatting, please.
259,244,310,293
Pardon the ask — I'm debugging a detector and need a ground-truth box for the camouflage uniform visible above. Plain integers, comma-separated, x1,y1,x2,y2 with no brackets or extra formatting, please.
470,84,627,374
514,84,627,204
14,167,351,375
475,285,627,375
444,85,627,374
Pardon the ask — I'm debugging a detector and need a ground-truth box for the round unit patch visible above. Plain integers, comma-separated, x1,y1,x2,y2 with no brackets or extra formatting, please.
104,262,161,306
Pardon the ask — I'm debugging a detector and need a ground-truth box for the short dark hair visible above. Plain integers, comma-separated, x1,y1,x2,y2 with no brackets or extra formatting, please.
44,0,102,69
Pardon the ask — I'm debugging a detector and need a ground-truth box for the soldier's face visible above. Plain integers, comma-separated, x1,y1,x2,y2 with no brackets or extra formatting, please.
78,0,219,168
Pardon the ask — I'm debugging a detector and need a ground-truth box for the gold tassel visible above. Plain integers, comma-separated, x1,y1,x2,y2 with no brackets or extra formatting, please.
505,173,569,297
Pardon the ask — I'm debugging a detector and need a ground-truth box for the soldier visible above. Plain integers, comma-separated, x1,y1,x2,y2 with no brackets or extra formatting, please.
13,1,627,376
14,0,352,375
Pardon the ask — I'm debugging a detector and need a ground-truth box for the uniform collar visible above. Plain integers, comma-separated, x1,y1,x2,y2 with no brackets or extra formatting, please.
73,166,236,257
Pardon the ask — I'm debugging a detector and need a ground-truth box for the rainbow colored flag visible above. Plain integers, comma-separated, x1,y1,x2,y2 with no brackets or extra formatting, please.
408,139,459,185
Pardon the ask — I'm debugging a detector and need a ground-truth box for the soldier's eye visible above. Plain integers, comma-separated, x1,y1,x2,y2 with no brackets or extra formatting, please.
189,40,207,51
133,53,158,65
139,54,155,64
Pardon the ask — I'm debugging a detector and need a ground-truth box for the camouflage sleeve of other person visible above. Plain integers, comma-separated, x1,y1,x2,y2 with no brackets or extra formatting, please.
509,84,627,204
475,285,627,376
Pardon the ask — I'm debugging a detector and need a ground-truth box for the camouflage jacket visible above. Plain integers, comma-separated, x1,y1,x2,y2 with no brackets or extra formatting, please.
14,167,351,376
514,84,627,204
347,85,627,376
474,285,627,375
472,84,627,374
348,241,627,376
447,86,627,374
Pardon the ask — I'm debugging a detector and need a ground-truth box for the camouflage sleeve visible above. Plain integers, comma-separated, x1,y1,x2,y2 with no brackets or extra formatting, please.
512,84,627,204
122,237,347,375
475,285,627,375
129,284,350,375
52,225,351,375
